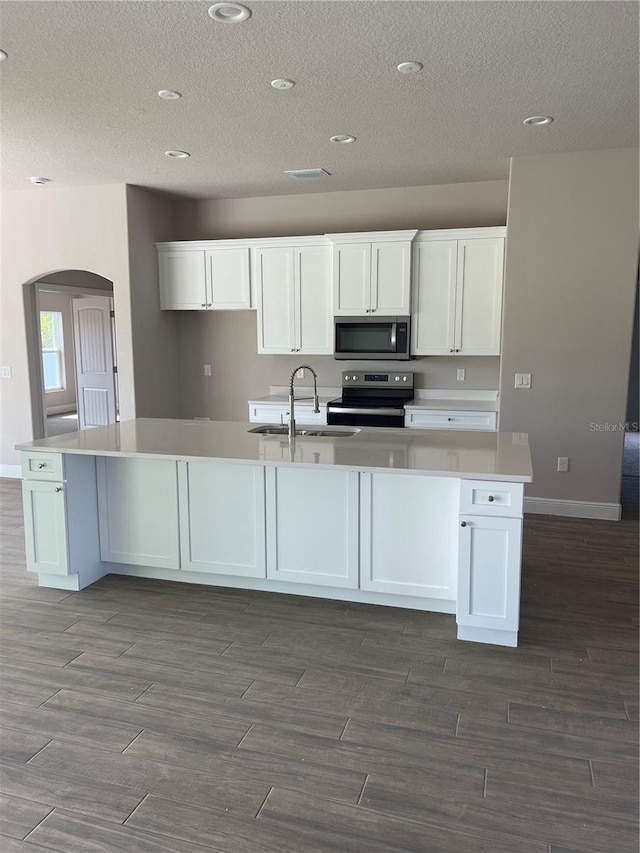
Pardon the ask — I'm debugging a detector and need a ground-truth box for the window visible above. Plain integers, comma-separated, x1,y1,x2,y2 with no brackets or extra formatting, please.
40,311,66,391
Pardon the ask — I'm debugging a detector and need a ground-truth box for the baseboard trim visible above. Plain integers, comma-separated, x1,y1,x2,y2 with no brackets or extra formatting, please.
0,465,21,479
524,497,622,521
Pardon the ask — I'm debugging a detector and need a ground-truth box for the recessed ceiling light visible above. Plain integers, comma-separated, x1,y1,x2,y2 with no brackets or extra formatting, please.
284,168,330,179
29,177,49,186
164,150,190,159
330,135,356,144
397,61,423,74
158,90,182,100
208,3,251,23
0,50,8,61
523,115,554,126
271,79,295,90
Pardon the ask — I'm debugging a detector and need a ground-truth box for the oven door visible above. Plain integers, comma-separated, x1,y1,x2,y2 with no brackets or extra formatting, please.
334,317,410,360
326,405,405,429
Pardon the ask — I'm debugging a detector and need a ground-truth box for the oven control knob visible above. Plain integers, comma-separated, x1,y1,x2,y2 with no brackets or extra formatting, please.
402,376,408,382
394,375,400,382
344,375,351,381
352,375,359,381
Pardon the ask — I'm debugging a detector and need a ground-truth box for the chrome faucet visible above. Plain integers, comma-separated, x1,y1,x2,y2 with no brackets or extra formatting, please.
288,365,320,440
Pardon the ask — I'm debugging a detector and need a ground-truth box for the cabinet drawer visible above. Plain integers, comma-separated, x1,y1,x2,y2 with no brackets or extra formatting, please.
248,404,326,425
405,409,497,431
21,452,64,481
460,480,523,518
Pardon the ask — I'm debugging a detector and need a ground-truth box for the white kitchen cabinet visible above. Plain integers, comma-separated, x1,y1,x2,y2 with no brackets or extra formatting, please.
22,479,69,576
158,245,251,310
178,461,266,577
265,466,359,588
329,232,416,316
405,408,497,431
96,457,180,570
255,242,332,354
248,402,326,426
457,514,522,642
412,230,505,356
360,472,459,599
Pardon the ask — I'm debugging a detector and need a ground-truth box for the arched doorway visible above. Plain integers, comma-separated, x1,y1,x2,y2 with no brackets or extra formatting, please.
24,270,118,438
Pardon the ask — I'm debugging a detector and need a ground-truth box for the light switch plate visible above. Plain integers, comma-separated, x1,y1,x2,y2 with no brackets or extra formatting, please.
0,366,12,379
515,373,531,389
203,364,212,376
557,456,569,472
456,369,465,381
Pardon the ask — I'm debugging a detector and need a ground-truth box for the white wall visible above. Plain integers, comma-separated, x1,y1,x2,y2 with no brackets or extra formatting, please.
500,148,639,507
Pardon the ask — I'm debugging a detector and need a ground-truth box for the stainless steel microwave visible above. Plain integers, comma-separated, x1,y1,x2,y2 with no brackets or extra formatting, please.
334,316,411,360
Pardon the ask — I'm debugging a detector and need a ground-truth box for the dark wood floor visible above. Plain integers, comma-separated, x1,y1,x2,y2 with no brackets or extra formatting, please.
0,476,638,852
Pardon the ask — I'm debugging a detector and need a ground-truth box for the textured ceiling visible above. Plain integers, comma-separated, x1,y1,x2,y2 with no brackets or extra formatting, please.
0,0,637,199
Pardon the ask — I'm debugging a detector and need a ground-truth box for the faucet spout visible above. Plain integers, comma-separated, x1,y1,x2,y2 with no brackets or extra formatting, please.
288,364,319,440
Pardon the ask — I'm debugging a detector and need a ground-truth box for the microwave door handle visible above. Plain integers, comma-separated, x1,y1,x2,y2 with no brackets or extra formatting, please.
390,322,397,351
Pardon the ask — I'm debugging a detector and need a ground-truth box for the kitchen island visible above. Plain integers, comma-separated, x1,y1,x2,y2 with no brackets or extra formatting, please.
17,419,532,647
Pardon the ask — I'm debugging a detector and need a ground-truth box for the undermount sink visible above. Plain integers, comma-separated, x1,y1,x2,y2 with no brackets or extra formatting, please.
248,426,359,438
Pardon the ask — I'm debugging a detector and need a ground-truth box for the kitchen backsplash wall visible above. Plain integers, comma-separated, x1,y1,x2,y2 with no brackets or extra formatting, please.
178,311,500,422
175,178,506,421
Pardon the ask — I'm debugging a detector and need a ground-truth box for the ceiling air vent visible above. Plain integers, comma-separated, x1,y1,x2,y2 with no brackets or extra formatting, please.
284,168,331,179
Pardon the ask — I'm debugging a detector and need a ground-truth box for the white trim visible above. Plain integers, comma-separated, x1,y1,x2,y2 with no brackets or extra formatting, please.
524,496,622,521
326,230,418,244
157,235,331,251
415,227,506,242
0,465,22,479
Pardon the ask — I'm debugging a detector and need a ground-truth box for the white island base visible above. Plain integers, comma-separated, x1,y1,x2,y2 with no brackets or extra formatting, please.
18,420,532,647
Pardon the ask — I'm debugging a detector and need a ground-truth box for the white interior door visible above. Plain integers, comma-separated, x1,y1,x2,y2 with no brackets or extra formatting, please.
72,296,117,429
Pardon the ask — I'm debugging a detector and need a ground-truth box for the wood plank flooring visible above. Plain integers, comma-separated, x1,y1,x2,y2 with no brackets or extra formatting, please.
0,476,638,852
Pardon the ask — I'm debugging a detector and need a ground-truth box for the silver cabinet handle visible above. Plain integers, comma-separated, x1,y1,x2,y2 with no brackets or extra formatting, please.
449,349,454,353
55,487,62,493
460,521,467,527
447,417,453,422
38,462,46,469
488,495,495,502
201,303,206,308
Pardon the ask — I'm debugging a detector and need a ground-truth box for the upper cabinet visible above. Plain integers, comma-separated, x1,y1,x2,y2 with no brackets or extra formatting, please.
158,243,251,310
255,238,333,355
327,231,417,316
411,228,505,356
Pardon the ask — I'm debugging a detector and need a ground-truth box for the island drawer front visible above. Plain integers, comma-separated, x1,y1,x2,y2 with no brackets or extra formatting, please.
249,403,326,425
460,480,523,518
21,452,64,481
405,410,497,431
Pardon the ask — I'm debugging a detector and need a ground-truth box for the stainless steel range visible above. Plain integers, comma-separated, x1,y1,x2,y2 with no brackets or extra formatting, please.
326,371,414,428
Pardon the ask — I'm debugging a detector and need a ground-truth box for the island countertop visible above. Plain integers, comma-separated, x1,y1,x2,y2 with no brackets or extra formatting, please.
17,419,532,483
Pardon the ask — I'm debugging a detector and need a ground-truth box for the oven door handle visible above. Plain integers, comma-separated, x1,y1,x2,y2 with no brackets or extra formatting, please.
327,406,404,416
390,322,397,351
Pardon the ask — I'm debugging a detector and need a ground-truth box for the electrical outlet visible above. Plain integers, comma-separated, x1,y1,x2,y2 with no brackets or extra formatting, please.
515,373,532,389
0,366,12,379
203,364,212,376
557,456,569,472
295,368,305,380
456,368,465,381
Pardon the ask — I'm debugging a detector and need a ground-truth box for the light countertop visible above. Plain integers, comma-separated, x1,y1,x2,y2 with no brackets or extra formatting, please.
405,390,499,412
17,418,532,483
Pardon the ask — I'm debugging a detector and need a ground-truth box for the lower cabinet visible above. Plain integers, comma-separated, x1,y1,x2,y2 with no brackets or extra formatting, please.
265,466,359,588
457,513,522,634
22,479,69,576
405,408,497,431
96,457,180,570
178,461,266,577
359,472,458,599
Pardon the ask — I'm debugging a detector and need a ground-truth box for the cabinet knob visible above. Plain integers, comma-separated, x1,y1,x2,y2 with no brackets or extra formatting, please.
38,462,46,469
449,349,454,353
488,495,495,502
201,303,206,308
456,349,460,353
55,487,63,493
447,417,453,422
460,521,467,527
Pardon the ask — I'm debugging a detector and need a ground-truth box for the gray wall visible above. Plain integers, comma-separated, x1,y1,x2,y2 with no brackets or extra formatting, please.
500,148,639,505
175,179,508,421
125,186,181,419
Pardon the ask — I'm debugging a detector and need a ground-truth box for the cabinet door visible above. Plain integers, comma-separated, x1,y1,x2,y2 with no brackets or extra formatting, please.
206,248,251,310
296,246,333,354
159,250,208,310
266,467,359,587
97,457,180,570
360,473,458,599
333,243,371,315
179,462,266,577
371,241,412,315
455,238,504,355
411,241,458,355
457,514,522,632
22,481,69,575
255,247,297,353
